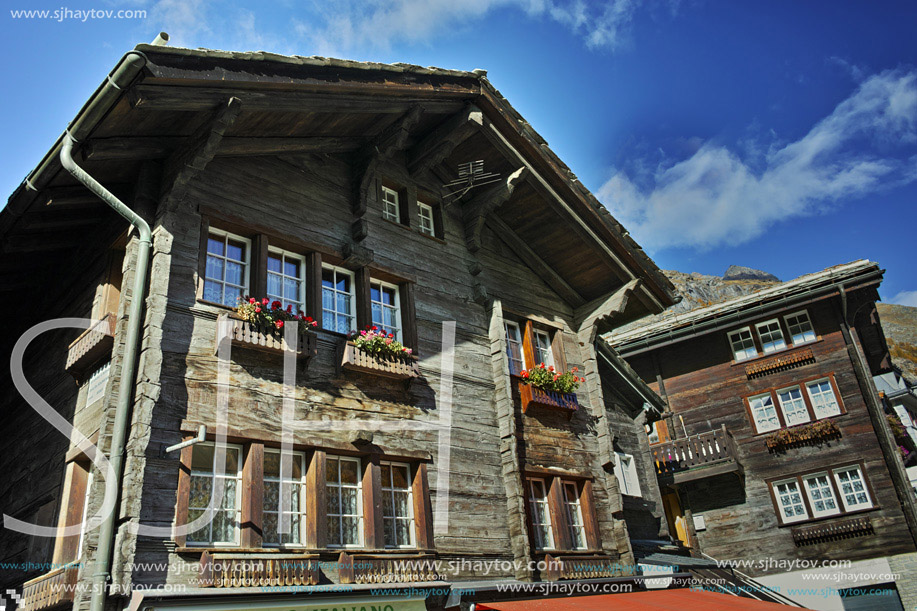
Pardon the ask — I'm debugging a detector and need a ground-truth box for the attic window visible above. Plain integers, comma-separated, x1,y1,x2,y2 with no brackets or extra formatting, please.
381,187,401,224
417,202,435,237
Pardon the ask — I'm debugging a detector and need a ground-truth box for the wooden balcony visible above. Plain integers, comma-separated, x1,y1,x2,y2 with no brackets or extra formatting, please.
651,425,742,485
19,562,79,611
792,516,874,547
541,554,628,581
199,552,320,587
518,381,578,419
341,342,419,380
337,552,441,584
216,314,316,359
65,312,116,380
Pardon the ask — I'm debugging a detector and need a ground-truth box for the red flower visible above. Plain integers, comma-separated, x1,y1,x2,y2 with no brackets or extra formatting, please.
572,366,579,372
305,316,313,323
254,307,261,313
312,321,318,327
548,365,555,372
521,370,529,378
275,320,284,329
388,333,394,338
249,297,256,304
262,298,269,306
286,304,293,313
580,377,586,383
271,300,282,310
539,363,546,369
371,326,378,331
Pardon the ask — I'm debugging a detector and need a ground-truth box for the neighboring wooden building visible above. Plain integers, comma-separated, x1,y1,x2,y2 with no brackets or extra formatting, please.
607,260,917,610
0,41,704,611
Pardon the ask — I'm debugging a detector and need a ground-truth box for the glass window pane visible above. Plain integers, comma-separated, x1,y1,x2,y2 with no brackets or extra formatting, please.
267,255,281,273
340,460,359,485
226,240,245,262
191,444,215,471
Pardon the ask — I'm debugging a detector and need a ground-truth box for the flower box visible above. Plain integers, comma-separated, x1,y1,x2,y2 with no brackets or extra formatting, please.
765,418,841,451
341,341,418,380
216,313,316,358
519,380,578,418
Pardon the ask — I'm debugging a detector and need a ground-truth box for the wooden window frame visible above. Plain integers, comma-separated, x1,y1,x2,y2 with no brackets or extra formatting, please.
505,320,525,375
321,264,357,335
561,481,588,550
200,227,252,308
767,460,877,527
775,385,812,427
380,461,416,549
801,472,841,519
526,477,554,551
784,309,817,347
183,441,244,548
325,455,365,549
416,201,435,237
744,373,846,435
262,448,308,548
755,318,787,354
381,186,402,224
524,473,601,553
369,278,402,342
532,328,555,369
728,326,758,362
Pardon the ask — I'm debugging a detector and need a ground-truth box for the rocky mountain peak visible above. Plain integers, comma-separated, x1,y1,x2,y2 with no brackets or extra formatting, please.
723,265,781,282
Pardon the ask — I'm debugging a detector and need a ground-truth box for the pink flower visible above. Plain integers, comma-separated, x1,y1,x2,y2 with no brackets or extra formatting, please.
312,321,318,327
360,330,367,336
275,320,284,329
404,348,412,354
249,297,256,304
262,298,269,306
254,307,261,313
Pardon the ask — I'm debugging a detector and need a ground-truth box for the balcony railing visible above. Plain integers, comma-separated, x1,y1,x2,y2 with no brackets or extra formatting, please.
216,313,317,359
341,342,419,380
19,562,80,611
199,552,320,587
651,425,741,484
65,312,116,380
541,554,629,581
337,552,441,584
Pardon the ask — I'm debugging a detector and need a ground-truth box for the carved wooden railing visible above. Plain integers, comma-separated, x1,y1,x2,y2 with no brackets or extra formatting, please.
652,425,739,480
216,314,316,359
518,381,578,419
745,347,815,379
541,554,628,581
337,552,441,584
65,312,116,380
341,342,419,380
792,516,874,547
199,552,320,587
19,562,80,611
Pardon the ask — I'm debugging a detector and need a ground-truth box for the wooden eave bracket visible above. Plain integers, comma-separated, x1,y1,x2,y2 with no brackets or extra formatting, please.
575,278,642,341
462,166,527,253
407,103,483,176
160,96,242,210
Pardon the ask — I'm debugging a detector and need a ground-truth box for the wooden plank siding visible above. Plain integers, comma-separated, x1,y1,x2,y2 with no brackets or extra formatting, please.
623,297,917,575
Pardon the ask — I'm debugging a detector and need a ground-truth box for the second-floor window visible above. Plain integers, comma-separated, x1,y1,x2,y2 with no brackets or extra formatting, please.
756,319,786,353
371,280,402,341
807,379,841,418
187,442,243,546
776,387,810,426
770,464,873,525
729,328,757,362
749,393,781,433
266,249,306,314
417,202,435,237
505,321,524,375
747,375,844,434
204,230,250,307
326,456,363,547
785,311,816,344
381,186,401,223
322,265,355,334
533,329,554,368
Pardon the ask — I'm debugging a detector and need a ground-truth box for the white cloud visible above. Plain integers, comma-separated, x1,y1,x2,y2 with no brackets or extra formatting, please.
598,69,917,251
295,0,641,57
890,291,917,308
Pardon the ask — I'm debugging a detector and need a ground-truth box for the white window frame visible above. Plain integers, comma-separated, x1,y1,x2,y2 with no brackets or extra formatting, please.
526,477,554,551
505,321,524,375
533,329,555,368
613,452,642,498
266,247,306,314
370,278,402,341
417,201,435,237
784,310,816,346
381,186,401,223
806,379,841,419
263,449,307,548
562,481,588,550
728,327,758,361
186,442,244,547
833,466,873,512
749,392,781,433
802,473,841,518
773,478,808,524
777,386,811,427
322,264,356,334
380,461,416,549
326,455,364,548
204,228,251,307
755,319,787,354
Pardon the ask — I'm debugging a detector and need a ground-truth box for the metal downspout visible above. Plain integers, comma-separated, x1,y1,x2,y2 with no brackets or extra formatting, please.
60,114,153,611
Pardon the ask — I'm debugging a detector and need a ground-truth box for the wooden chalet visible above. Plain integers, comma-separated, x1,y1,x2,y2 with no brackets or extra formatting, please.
607,260,917,610
0,37,795,611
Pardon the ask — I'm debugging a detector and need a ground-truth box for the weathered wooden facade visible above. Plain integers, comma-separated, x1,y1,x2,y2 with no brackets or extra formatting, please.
607,260,917,610
0,41,693,611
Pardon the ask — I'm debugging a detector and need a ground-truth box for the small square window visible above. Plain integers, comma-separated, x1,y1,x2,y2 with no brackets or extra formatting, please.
777,386,810,426
728,327,757,361
417,202,435,237
381,187,401,224
785,311,816,345
755,319,787,354
803,473,840,518
833,466,872,511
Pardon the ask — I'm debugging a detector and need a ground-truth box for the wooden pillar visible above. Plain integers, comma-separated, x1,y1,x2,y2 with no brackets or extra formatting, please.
240,443,263,548
412,463,434,549
173,438,194,547
362,455,384,549
306,450,327,548
306,251,323,328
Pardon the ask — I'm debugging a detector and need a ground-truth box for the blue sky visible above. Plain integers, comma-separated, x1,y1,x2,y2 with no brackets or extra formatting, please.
2,1,915,305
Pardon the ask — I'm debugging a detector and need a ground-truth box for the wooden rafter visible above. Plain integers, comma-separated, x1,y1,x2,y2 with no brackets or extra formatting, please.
82,136,370,161
486,215,585,307
462,167,527,253
160,97,242,210
407,104,483,175
575,278,642,342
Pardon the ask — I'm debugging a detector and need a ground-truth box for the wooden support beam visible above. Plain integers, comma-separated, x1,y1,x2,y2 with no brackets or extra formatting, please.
575,278,642,342
82,136,369,161
407,104,483,175
486,215,585,307
129,84,466,114
372,105,424,159
462,167,527,253
160,97,243,211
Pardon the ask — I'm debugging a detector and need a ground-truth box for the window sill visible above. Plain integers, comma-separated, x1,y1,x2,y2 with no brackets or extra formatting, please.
196,298,238,312
776,505,878,529
731,338,823,367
